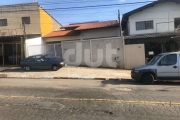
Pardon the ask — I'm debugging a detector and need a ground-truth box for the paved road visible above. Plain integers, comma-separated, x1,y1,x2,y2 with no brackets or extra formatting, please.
0,79,180,120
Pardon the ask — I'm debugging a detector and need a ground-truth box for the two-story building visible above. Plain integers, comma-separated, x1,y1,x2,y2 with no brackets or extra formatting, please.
0,2,61,66
122,0,180,62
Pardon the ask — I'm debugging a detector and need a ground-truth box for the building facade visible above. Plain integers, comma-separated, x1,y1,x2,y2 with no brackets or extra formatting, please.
36,20,125,68
122,0,180,35
122,0,180,62
0,2,61,66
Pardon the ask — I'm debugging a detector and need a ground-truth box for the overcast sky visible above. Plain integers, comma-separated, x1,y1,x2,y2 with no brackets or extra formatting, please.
0,0,155,25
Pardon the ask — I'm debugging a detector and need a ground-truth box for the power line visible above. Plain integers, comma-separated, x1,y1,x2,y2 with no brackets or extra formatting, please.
38,0,118,5
0,10,117,16
0,1,155,12
40,1,154,10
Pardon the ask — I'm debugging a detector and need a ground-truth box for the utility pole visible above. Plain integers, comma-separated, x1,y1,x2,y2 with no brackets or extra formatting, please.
21,22,27,60
22,22,27,39
118,10,126,69
118,10,122,36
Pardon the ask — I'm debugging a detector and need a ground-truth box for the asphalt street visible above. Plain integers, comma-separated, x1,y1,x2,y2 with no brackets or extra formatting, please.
0,78,180,120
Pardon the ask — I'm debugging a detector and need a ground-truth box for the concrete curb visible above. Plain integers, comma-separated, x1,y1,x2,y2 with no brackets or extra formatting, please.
0,76,132,81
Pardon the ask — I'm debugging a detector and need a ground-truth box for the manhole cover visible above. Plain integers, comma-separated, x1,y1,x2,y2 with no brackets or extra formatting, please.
34,102,65,110
115,87,133,91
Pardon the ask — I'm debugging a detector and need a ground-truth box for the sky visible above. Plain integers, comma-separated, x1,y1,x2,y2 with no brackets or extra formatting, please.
0,0,155,25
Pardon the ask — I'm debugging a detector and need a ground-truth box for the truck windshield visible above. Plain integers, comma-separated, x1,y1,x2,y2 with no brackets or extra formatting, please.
148,55,162,65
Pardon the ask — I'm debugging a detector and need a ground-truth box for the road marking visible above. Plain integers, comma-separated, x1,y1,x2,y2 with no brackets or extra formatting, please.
0,94,179,106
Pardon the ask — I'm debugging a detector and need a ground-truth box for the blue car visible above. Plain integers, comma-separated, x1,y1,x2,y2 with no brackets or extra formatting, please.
20,54,65,71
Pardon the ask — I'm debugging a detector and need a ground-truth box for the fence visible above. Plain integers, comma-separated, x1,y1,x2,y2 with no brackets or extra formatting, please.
27,43,62,58
62,37,124,68
27,37,124,68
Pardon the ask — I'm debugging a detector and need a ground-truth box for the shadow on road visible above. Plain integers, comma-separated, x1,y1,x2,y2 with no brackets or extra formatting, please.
0,68,54,72
101,80,180,86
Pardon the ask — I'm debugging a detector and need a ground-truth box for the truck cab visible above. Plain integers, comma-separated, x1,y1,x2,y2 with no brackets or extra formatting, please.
131,52,179,84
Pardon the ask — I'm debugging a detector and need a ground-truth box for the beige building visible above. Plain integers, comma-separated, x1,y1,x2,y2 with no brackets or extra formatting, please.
0,2,62,66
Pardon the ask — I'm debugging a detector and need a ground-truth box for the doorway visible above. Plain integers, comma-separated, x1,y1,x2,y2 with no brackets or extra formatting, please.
0,44,2,65
0,43,21,66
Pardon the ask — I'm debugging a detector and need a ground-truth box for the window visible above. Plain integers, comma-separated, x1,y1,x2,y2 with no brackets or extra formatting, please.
22,17,30,24
45,55,53,59
148,55,162,65
35,56,41,59
160,54,177,66
25,57,35,62
34,56,42,62
175,18,180,29
136,20,153,30
0,19,7,26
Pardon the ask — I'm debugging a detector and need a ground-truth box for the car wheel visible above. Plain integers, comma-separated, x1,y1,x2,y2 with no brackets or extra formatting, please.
141,73,154,85
25,66,31,71
52,65,59,71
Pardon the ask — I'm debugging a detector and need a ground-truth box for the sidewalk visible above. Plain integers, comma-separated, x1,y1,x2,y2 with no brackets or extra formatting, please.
0,66,131,80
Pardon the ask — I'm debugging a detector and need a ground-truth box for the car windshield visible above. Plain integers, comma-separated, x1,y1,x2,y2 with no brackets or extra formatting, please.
148,55,163,65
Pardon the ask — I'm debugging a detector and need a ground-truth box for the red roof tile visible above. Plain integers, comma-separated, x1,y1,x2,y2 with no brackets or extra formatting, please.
43,30,78,38
64,20,119,30
43,20,119,38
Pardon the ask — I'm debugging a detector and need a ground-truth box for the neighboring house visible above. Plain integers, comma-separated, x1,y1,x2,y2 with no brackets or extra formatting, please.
0,2,62,66
39,20,125,68
43,20,120,42
122,0,180,62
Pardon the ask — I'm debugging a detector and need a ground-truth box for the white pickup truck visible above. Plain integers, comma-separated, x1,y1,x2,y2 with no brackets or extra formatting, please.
131,52,179,84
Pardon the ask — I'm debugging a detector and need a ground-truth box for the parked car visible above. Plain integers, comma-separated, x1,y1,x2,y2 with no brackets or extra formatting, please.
20,54,65,71
131,52,179,84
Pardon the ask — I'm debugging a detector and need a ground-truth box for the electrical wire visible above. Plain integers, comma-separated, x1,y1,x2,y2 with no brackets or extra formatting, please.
0,1,155,12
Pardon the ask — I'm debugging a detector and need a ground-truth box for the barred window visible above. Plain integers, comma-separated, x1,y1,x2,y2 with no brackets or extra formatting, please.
22,17,30,24
0,19,7,26
175,18,180,29
136,20,153,30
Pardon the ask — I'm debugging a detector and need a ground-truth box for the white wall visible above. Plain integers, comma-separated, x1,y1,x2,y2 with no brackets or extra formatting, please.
44,36,80,43
62,37,124,69
81,27,120,39
25,37,44,57
129,1,180,35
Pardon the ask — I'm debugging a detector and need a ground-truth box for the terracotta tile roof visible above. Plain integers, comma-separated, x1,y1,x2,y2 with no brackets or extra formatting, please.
43,30,79,38
43,20,119,38
63,20,119,30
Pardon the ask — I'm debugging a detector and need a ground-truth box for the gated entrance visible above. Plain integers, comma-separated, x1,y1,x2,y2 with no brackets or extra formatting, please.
27,43,62,58
0,43,21,66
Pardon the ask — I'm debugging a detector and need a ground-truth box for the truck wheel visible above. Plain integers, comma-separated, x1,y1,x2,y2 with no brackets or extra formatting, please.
141,73,154,85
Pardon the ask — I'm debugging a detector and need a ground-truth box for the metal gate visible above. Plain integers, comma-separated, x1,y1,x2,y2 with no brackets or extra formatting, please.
27,43,62,58
125,44,145,69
